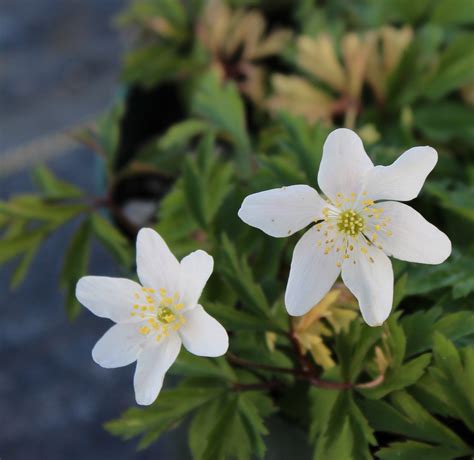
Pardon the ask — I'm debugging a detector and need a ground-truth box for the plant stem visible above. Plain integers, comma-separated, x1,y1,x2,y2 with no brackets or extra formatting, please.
228,328,385,392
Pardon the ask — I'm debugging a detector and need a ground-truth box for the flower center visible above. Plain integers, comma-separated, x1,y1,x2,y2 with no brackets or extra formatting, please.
130,287,186,342
337,210,364,236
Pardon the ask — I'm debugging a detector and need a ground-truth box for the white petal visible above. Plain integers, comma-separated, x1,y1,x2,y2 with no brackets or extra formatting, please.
238,185,327,237
317,128,374,202
179,250,214,309
76,276,143,323
92,323,146,368
179,305,229,357
285,225,341,316
136,228,180,293
370,201,451,264
341,240,393,327
363,146,437,201
133,333,181,406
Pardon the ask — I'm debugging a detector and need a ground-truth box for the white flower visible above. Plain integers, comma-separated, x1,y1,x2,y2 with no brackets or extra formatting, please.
76,228,229,405
238,128,451,326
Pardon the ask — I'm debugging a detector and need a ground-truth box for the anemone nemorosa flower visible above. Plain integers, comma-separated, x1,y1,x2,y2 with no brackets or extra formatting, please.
238,128,451,326
76,228,228,405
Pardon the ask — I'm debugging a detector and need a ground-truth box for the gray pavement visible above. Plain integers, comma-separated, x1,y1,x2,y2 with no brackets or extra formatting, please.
0,1,184,458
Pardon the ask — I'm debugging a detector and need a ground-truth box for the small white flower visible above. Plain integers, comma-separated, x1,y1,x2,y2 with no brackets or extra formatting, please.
238,128,451,326
76,228,228,405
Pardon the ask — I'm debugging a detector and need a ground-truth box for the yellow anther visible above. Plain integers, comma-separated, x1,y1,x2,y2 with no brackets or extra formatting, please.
139,326,151,335
134,293,140,300
133,304,139,309
130,312,136,317
141,306,147,311
175,303,184,310
159,288,167,296
375,225,381,231
349,245,354,251
361,247,367,254
336,262,341,268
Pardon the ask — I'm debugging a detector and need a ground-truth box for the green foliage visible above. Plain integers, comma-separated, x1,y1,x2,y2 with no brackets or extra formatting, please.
2,0,474,458
192,72,252,173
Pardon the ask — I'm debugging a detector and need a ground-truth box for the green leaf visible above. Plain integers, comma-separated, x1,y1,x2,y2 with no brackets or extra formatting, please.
218,235,270,317
387,25,443,107
182,134,235,229
122,44,200,87
431,0,474,25
393,273,408,309
192,71,251,172
33,165,83,199
414,102,474,145
359,354,431,400
402,308,474,357
90,213,133,267
0,226,49,265
205,302,281,333
361,390,469,455
335,320,382,382
424,34,474,100
0,196,86,223
425,182,474,222
427,333,474,430
389,390,468,449
183,157,208,228
377,440,469,460
95,100,125,168
311,390,374,460
107,384,222,450
276,113,329,184
194,392,272,460
60,219,92,320
170,351,236,381
10,239,41,288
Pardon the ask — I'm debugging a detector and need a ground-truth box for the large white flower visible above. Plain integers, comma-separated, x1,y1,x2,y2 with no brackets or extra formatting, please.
76,228,228,405
238,128,451,326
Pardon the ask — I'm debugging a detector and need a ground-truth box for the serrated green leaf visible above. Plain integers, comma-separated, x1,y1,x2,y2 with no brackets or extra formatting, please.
359,354,431,400
107,384,222,450
0,196,86,223
218,234,270,317
90,213,133,267
389,390,468,449
192,71,251,173
10,239,41,288
60,219,92,319
33,165,83,199
377,440,469,460
0,226,48,265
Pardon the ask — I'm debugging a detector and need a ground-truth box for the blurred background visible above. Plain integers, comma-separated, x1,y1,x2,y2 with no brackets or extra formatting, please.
0,1,162,458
